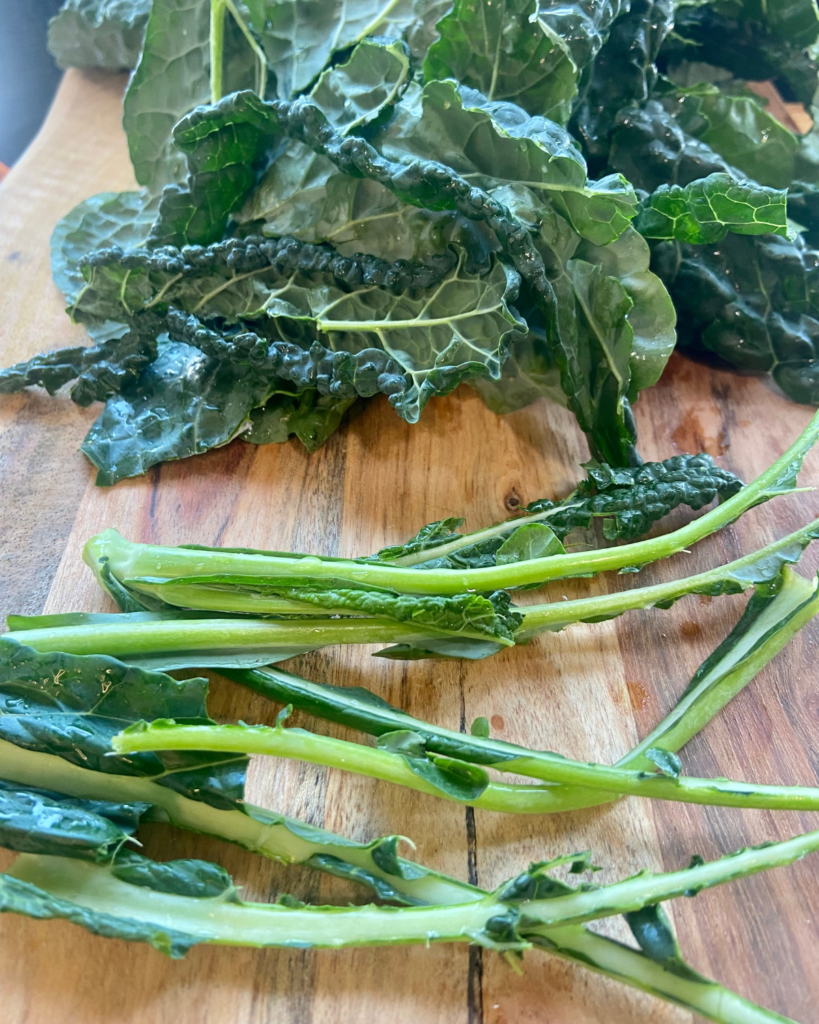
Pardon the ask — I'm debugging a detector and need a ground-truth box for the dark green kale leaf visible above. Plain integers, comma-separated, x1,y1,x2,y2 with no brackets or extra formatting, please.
78,290,518,483
0,637,247,811
0,867,200,958
424,0,627,124
0,780,150,862
607,101,736,193
636,173,789,244
245,391,358,452
787,180,819,248
67,236,524,428
404,0,453,61
652,233,819,405
147,98,281,249
80,335,275,485
308,37,412,134
47,0,150,71
121,0,214,190
51,189,160,306
242,0,418,100
474,190,675,458
570,0,675,160
149,83,647,464
120,0,263,192
150,38,413,249
664,84,799,190
377,79,637,246
0,320,159,407
371,451,743,570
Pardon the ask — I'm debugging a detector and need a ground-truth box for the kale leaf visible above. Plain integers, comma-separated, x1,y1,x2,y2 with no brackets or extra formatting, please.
424,0,627,124
636,173,788,244
372,451,743,569
48,0,151,72
652,233,819,405
0,637,246,811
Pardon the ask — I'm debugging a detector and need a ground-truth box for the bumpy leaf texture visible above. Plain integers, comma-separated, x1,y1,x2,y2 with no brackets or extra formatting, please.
570,0,675,158
151,38,413,249
377,79,638,246
636,173,788,244
70,238,525,418
243,0,418,98
373,451,743,569
48,0,151,71
424,0,627,124
652,233,819,406
666,85,798,190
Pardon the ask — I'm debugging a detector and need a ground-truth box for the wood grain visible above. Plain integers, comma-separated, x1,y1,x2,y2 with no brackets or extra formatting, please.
1,69,819,1024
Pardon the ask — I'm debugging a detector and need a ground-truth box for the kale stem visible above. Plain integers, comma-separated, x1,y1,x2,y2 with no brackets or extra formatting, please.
210,0,226,104
83,409,819,598
517,520,819,636
11,827,819,941
113,705,819,815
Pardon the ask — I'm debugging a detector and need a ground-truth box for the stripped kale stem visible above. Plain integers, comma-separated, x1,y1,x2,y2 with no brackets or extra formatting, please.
109,567,819,814
202,566,819,815
8,521,819,667
0,637,806,1021
82,408,819,601
0,847,800,1023
8,828,819,949
373,453,744,567
114,698,819,813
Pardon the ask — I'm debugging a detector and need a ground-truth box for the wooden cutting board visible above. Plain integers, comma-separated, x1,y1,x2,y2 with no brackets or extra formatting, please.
1,69,819,1024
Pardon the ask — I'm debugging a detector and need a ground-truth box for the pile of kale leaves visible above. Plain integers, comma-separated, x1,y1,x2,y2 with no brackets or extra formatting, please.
4,0,819,484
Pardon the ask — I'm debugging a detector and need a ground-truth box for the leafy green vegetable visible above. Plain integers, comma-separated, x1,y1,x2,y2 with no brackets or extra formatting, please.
658,2,819,107
115,573,819,813
244,390,358,450
373,452,742,570
0,638,245,809
79,407,819,600
47,0,150,71
0,638,474,906
0,634,812,1019
223,563,819,816
243,0,417,99
68,241,526,427
424,0,626,124
0,780,148,862
9,518,817,667
667,84,799,191
150,38,413,248
0,852,799,1023
652,233,819,405
122,0,214,190
0,331,157,410
23,0,819,484
309,36,411,134
607,100,737,194
516,519,819,637
51,190,159,305
570,0,675,158
0,862,201,958
377,79,638,246
5,827,819,957
636,173,788,244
